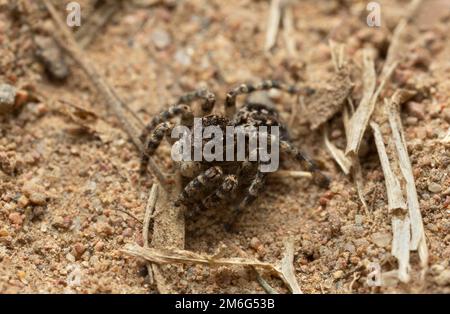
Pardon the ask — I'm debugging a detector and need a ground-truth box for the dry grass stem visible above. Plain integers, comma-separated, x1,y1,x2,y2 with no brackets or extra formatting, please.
387,93,428,262
329,40,345,71
391,217,411,282
323,127,352,175
443,129,450,143
351,155,369,214
254,270,279,294
282,3,296,57
269,170,312,180
264,0,282,52
370,122,407,211
123,243,279,273
345,49,376,155
279,239,302,294
122,241,302,294
143,184,159,285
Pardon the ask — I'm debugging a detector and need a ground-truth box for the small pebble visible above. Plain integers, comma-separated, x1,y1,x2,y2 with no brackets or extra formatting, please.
122,228,133,238
434,270,450,286
429,264,445,276
17,195,30,207
405,116,418,125
94,240,105,251
371,232,391,248
406,101,425,120
333,270,344,279
175,49,192,66
73,243,86,258
355,215,364,225
443,107,450,123
96,222,114,237
0,228,9,237
22,182,47,205
151,29,171,49
250,237,262,250
14,90,29,108
330,129,342,139
428,182,442,193
52,216,71,230
66,253,76,263
8,212,23,225
0,83,16,114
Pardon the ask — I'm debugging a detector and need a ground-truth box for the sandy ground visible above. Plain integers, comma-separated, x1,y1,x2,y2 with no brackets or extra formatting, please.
0,0,449,293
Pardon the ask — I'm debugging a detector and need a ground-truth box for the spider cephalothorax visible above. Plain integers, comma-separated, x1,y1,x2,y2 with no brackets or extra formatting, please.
139,80,329,228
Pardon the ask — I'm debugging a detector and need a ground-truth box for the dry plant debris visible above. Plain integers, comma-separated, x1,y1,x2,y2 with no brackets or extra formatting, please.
122,239,302,294
264,0,283,52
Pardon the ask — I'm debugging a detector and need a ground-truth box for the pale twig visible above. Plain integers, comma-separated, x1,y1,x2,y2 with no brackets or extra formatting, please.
329,40,346,71
130,0,165,7
279,239,302,294
348,272,361,293
367,0,427,283
351,155,369,215
114,208,143,225
442,128,450,143
143,183,159,286
345,48,397,156
282,2,296,57
323,126,352,175
330,42,369,211
327,43,354,176
123,244,281,273
254,270,279,294
391,216,411,282
370,122,407,211
269,170,312,180
264,0,282,52
387,92,428,264
230,243,279,294
122,241,302,294
344,51,396,212
382,0,422,76
345,49,376,155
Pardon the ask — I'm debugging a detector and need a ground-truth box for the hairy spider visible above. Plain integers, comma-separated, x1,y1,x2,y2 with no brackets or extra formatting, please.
139,80,330,229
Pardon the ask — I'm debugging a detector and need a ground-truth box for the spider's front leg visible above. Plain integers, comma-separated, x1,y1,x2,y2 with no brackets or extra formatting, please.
203,174,238,209
140,88,216,144
140,121,174,175
280,140,330,188
224,80,314,118
177,88,216,116
174,166,223,207
140,104,193,144
226,169,266,231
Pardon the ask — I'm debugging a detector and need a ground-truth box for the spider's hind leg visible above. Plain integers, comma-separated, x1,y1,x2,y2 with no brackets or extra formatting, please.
280,140,330,188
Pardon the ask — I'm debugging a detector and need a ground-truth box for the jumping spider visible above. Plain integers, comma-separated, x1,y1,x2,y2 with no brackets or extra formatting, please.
139,80,330,228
